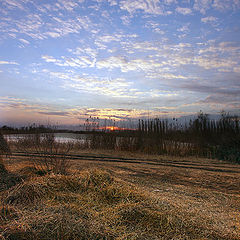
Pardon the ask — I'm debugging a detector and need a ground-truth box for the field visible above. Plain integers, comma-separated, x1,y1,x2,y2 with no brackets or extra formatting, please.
1,149,240,239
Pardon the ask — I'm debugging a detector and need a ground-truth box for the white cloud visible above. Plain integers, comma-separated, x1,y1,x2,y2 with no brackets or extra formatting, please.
0,60,19,65
145,21,165,34
213,0,240,11
0,9,93,41
61,73,180,101
70,47,98,59
193,56,237,70
2,0,26,10
40,68,179,102
148,73,188,79
129,41,159,51
45,32,62,38
177,24,190,33
42,55,58,63
19,38,30,44
193,0,213,14
199,41,240,54
97,35,122,43
96,56,127,71
176,7,192,15
120,0,165,15
194,0,240,14
120,15,131,25
93,0,117,6
108,0,118,6
96,55,165,72
201,16,217,23
96,33,137,44
41,55,95,68
119,38,240,75
62,74,137,98
164,0,177,4
56,0,80,11
35,0,85,12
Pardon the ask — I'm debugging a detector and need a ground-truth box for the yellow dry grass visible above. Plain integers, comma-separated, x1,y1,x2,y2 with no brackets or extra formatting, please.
1,151,240,240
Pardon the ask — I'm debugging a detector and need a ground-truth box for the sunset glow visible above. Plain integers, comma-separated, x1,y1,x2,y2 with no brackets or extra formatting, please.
101,126,133,131
0,0,240,125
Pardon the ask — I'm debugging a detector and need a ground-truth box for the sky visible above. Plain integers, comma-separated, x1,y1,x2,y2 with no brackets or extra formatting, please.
0,0,240,126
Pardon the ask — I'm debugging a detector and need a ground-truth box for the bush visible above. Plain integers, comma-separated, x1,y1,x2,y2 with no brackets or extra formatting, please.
15,133,73,174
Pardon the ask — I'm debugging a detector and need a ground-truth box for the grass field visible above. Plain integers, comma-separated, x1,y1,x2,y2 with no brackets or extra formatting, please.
1,150,240,239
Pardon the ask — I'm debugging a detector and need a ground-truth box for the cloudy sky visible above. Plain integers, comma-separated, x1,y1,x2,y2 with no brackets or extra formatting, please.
0,0,240,125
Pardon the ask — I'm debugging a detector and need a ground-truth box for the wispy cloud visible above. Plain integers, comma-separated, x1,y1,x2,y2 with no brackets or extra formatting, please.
120,15,131,25
213,0,240,11
1,0,240,122
67,107,186,121
0,60,19,65
19,38,30,44
176,7,192,15
0,96,48,112
193,0,213,14
96,56,165,72
42,55,93,68
1,0,26,11
201,16,218,23
62,75,137,98
0,9,93,41
145,21,165,34
119,0,166,15
38,111,69,116
194,0,240,14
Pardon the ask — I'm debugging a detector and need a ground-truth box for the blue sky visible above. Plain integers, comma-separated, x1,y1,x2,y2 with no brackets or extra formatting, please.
0,0,240,125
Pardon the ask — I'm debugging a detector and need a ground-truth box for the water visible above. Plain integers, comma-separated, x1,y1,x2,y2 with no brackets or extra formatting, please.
4,133,88,143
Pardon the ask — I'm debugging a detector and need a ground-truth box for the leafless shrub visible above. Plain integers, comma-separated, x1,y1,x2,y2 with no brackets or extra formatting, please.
15,133,73,174
0,132,11,156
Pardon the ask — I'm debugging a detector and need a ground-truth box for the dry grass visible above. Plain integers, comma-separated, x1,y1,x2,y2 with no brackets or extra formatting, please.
1,166,234,240
1,151,240,240
0,160,22,192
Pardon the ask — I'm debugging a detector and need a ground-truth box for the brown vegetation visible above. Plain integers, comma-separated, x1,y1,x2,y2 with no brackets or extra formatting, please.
12,133,74,174
1,119,240,239
0,168,218,239
1,150,240,239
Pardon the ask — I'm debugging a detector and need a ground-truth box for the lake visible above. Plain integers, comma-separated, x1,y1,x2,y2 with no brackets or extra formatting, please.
4,133,88,143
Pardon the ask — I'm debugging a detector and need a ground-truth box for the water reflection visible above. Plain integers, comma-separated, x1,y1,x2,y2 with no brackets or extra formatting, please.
4,133,87,143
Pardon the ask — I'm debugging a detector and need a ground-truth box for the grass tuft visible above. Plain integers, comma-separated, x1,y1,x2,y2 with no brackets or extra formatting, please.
0,167,234,239
4,179,49,206
0,162,22,191
18,166,47,177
